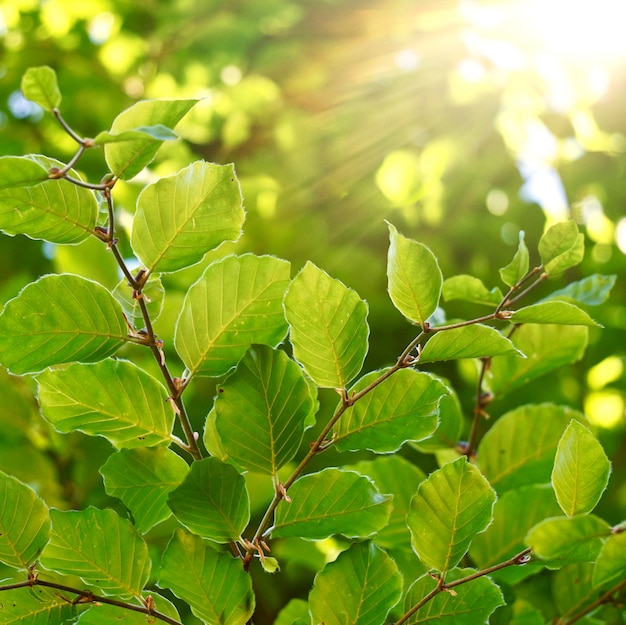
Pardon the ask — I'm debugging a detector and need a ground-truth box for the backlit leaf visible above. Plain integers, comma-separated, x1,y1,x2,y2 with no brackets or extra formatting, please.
386,222,442,326
545,274,616,306
0,585,78,625
0,274,128,375
407,456,496,572
213,345,316,474
158,530,255,625
93,124,178,144
552,420,611,516
21,66,61,111
500,230,530,287
0,155,48,190
442,275,502,306
112,275,165,324
272,468,392,540
593,529,626,587
131,161,245,273
411,385,464,452
510,301,600,326
538,221,584,276
309,542,402,625
175,254,290,377
284,261,369,388
37,359,175,448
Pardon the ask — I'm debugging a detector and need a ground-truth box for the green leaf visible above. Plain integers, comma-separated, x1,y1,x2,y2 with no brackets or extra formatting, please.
333,368,446,453
21,66,61,111
538,221,584,275
284,261,369,388
476,404,580,493
553,563,600,621
508,600,547,625
275,599,309,625
349,456,426,549
104,99,197,179
158,530,255,625
167,457,249,543
37,360,175,448
40,507,150,599
0,585,79,625
469,485,561,585
510,301,600,326
545,274,616,306
487,325,588,396
131,161,245,273
0,471,50,569
386,222,443,326
0,156,98,244
411,384,464,452
408,456,496,572
112,275,165,324
76,592,180,625
93,124,178,144
442,275,502,306
175,254,290,377
552,420,611,516
309,542,402,625
593,529,626,587
272,468,392,540
500,230,530,287
526,514,610,566
100,448,189,534
419,324,523,363
0,274,128,375
213,345,315,475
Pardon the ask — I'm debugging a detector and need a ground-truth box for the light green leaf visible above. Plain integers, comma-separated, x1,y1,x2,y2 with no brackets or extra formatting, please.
0,471,50,570
309,542,402,625
275,599,309,625
477,404,580,493
0,585,78,625
37,360,175,448
349,456,426,549
93,124,178,144
213,345,315,475
470,485,561,585
158,530,255,625
526,514,610,566
167,457,249,543
0,274,128,375
538,221,584,275
76,592,180,625
112,275,165,324
411,384,464,452
272,468,392,540
0,155,98,244
487,325,588,396
552,420,611,516
593,529,626,587
203,407,230,462
386,222,443,326
500,230,530,287
403,568,504,625
442,275,502,306
407,456,496,572
55,235,120,288
284,261,369,388
40,507,150,599
334,368,446,453
100,448,189,534
175,254,290,377
511,301,600,326
419,324,523,363
131,161,245,273
545,274,616,306
21,66,61,111
104,99,197,179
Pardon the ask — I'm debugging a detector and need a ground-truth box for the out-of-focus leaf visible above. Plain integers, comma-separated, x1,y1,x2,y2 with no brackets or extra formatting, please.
112,275,165,324
538,221,584,276
593,529,626,587
500,230,530,287
274,599,309,625
553,563,602,621
93,125,178,144
442,275,502,306
510,301,600,326
21,66,61,111
545,274,616,306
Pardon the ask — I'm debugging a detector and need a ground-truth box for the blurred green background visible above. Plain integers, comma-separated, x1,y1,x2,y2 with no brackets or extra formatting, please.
0,0,625,619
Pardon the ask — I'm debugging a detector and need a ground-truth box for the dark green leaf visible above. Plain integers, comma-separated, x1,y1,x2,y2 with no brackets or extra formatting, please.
511,301,600,326
553,563,601,621
500,230,530,287
175,254,290,377
593,529,626,587
112,275,165,324
40,507,150,599
272,468,392,540
93,124,178,144
100,448,189,534
386,222,442,326
442,275,502,306
0,274,128,375
538,221,584,276
411,384,464,452
284,261,369,388
545,274,616,306
477,404,581,493
37,360,175,448
407,456,496,572
334,368,446,453
131,161,245,273
0,470,50,569
419,324,523,363
158,530,255,625
309,542,402,625
552,420,611,516
213,345,316,474
168,457,250,543
21,66,61,111
104,99,197,179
